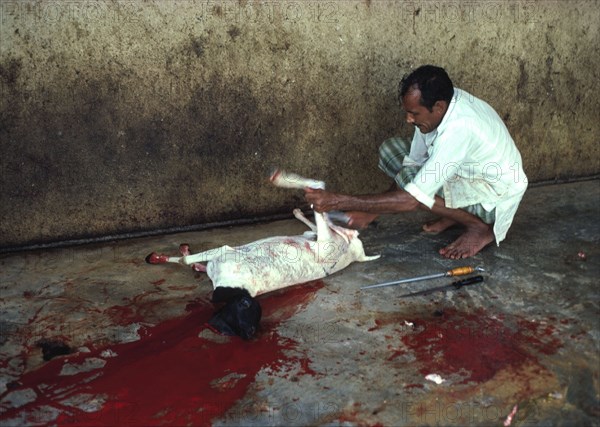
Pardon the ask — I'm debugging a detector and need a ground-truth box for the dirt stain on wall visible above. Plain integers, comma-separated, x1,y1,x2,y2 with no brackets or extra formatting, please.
1,1,598,248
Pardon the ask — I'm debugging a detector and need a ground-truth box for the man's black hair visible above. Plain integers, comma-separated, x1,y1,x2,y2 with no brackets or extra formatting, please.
399,65,454,111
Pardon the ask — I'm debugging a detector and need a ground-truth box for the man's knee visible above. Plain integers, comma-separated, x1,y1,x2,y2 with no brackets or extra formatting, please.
464,205,496,225
378,137,411,179
378,137,410,161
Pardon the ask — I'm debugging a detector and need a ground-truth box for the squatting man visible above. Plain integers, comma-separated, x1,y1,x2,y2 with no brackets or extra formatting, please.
305,65,528,259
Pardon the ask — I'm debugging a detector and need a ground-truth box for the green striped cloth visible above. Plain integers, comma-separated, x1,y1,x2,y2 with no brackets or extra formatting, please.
377,137,495,224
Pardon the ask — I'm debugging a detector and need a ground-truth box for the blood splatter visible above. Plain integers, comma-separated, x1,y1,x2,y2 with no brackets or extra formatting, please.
104,304,139,326
167,285,197,291
387,348,406,361
2,281,324,426
404,383,424,389
399,308,562,384
368,319,383,332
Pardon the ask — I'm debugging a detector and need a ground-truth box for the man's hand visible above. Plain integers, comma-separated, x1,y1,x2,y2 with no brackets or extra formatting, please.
304,188,341,212
306,186,419,215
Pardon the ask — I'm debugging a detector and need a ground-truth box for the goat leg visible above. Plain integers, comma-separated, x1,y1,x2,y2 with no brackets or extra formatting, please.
179,244,207,272
269,169,325,190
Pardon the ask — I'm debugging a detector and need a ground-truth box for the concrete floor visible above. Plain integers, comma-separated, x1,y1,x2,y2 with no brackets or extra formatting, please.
1,180,599,426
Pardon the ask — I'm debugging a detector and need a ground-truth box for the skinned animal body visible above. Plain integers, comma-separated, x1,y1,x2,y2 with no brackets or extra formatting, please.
146,171,379,338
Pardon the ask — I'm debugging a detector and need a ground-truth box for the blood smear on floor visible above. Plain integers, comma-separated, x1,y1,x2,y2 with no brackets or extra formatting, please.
3,281,324,426
399,308,562,384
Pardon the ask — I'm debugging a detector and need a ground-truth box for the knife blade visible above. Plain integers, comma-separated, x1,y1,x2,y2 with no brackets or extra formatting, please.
398,275,484,298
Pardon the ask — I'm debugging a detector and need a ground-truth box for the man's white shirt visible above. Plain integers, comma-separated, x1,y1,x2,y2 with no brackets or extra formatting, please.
403,88,528,243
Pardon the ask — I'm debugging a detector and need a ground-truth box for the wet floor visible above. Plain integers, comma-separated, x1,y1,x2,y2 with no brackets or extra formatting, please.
1,180,599,426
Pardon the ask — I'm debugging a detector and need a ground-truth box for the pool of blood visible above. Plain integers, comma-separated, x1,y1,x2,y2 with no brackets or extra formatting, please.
399,308,562,384
2,281,324,426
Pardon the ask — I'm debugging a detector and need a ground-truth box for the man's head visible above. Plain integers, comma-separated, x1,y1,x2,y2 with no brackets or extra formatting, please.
399,65,454,134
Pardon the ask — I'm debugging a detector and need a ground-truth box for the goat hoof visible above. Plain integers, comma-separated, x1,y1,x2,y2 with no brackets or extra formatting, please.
145,252,168,264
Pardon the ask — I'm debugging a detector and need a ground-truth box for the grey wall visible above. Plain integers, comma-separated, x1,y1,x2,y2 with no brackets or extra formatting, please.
1,0,599,248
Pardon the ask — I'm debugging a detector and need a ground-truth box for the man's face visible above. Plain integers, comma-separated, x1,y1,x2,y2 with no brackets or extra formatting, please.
401,88,447,134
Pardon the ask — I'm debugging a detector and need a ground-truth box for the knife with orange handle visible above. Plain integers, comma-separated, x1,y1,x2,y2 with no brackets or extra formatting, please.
360,266,485,290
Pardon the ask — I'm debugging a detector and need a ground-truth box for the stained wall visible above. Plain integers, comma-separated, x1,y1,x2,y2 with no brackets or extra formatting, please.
1,0,598,248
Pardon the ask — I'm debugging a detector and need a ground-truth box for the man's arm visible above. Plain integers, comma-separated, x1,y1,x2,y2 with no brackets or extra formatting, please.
304,187,420,213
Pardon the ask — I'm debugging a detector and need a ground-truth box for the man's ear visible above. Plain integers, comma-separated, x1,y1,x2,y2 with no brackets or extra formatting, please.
433,100,448,115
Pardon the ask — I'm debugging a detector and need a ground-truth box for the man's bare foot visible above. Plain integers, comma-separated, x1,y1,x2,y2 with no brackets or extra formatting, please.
422,217,458,234
439,224,495,259
345,211,379,229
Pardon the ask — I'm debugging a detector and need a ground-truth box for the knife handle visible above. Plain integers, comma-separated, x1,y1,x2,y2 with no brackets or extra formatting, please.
452,275,484,289
447,266,476,276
